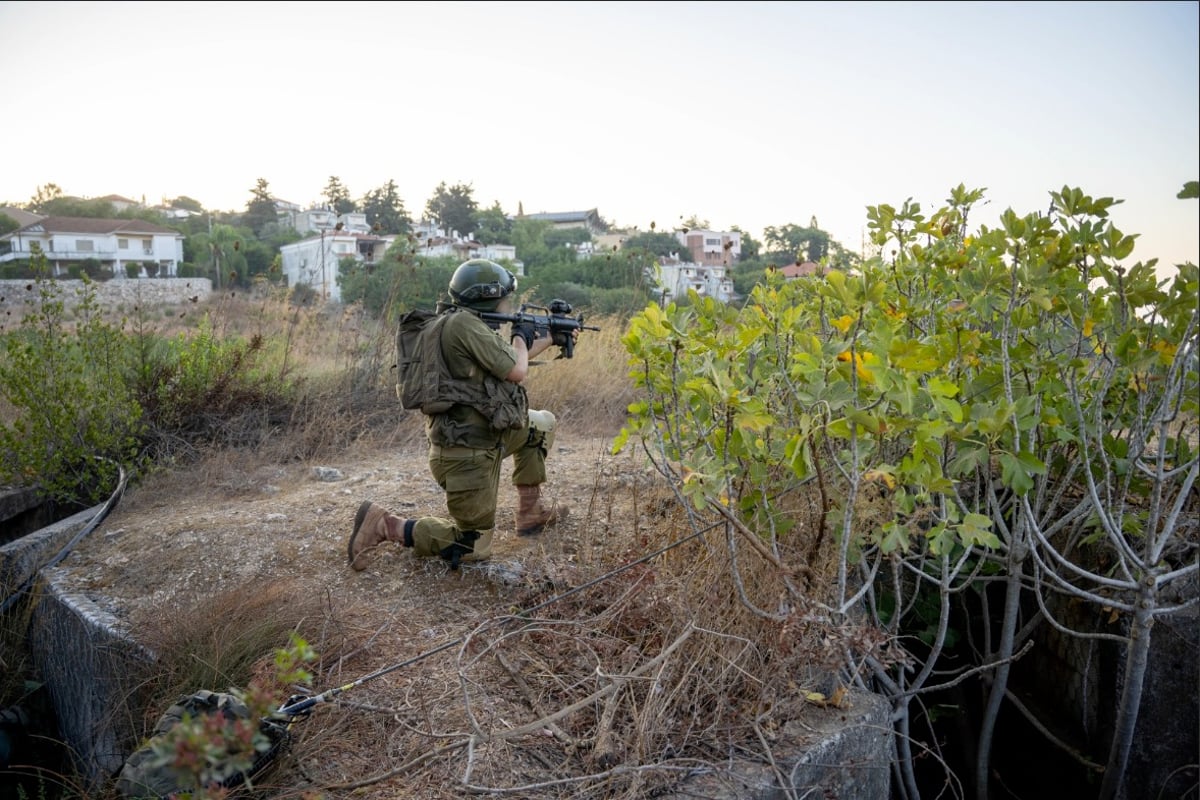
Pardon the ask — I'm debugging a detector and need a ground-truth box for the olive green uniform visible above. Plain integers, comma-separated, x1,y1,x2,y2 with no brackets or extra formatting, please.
408,310,550,561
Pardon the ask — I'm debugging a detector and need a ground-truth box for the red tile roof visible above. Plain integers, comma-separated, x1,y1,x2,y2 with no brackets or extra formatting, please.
779,261,824,278
19,216,181,235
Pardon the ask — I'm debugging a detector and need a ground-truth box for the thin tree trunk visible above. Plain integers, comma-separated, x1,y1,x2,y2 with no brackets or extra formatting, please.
1098,582,1156,800
975,556,1025,800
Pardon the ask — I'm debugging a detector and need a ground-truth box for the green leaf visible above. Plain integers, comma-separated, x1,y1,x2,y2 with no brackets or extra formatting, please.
1017,451,1047,474
927,377,960,398
934,396,964,423
960,512,1001,549
879,521,909,554
999,452,1035,495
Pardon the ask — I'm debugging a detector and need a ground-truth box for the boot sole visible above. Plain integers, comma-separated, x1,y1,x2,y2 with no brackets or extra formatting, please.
347,500,374,568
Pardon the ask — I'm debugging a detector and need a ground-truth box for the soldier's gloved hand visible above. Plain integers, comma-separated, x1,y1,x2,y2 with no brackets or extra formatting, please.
511,321,536,349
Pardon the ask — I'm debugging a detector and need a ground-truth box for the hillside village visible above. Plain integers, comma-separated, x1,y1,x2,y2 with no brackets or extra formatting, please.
0,191,817,306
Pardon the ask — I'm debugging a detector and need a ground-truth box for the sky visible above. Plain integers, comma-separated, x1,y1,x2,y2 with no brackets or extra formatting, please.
2,0,1197,275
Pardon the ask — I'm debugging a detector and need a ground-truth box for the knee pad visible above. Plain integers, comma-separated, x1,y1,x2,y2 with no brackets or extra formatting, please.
527,409,556,452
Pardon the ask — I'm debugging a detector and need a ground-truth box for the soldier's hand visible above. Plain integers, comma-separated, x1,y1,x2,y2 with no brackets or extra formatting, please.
511,321,536,349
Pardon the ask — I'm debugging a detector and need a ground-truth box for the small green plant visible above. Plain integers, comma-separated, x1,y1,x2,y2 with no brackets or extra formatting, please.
136,635,315,798
0,259,143,503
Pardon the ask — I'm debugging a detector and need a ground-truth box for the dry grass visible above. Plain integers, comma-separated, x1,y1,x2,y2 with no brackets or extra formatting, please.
7,288,879,799
124,578,350,729
229,474,863,800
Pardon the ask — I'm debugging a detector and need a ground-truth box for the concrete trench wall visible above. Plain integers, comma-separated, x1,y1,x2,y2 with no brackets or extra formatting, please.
1,505,154,791
1015,580,1200,800
660,688,893,799
28,573,153,790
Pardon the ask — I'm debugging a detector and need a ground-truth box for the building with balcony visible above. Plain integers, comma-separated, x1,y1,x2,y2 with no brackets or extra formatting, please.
279,230,397,302
0,216,185,277
651,257,735,305
293,208,371,235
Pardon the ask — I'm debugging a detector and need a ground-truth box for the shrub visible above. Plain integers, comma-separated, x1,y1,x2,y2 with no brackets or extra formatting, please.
0,260,33,279
80,257,103,279
0,272,143,503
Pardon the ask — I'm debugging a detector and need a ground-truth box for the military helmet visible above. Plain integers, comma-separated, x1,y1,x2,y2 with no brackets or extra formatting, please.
448,259,517,311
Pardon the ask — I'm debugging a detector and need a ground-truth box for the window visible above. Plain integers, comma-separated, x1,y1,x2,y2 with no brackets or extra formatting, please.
143,241,153,255
118,238,129,249
705,238,720,247
76,240,94,252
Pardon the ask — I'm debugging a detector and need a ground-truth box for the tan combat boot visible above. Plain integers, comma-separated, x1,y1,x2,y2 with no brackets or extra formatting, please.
347,501,412,570
516,485,568,537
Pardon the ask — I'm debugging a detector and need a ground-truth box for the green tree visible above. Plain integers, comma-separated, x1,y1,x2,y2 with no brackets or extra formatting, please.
241,238,277,284
0,213,18,236
169,195,205,213
511,217,552,266
473,201,513,245
27,183,63,212
623,231,681,258
762,216,829,263
361,179,411,234
200,223,248,289
619,184,1199,800
323,176,356,215
544,226,591,250
729,225,761,260
243,178,278,237
39,196,117,218
425,182,478,239
339,239,457,318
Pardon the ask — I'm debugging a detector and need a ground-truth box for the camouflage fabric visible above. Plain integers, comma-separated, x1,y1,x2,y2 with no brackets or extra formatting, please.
116,690,286,799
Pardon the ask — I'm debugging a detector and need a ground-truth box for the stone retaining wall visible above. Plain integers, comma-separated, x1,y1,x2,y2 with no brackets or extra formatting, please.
0,277,213,314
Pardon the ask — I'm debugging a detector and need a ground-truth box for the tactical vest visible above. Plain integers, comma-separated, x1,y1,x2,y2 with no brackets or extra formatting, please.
396,306,527,430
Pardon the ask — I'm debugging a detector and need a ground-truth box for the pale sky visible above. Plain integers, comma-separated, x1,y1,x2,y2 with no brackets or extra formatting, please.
2,1,1197,275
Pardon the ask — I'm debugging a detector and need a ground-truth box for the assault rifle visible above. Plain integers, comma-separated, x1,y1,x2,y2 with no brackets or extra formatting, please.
479,299,600,359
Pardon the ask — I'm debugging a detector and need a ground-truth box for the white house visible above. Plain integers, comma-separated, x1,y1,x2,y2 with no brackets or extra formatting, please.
293,208,371,235
408,221,521,272
279,230,396,302
651,257,735,305
0,216,185,277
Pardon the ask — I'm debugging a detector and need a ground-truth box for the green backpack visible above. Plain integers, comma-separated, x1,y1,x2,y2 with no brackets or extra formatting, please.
395,307,527,429
117,690,289,799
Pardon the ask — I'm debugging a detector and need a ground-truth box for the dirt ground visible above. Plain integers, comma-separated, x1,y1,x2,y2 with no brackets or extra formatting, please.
51,426,714,799
56,428,650,620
